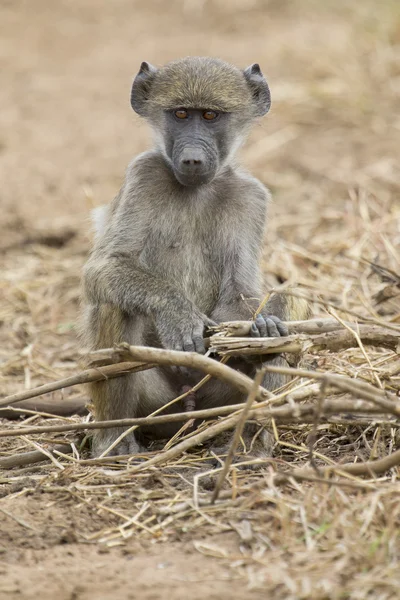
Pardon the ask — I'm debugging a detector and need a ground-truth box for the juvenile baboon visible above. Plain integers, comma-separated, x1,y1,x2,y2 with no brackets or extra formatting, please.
82,57,309,457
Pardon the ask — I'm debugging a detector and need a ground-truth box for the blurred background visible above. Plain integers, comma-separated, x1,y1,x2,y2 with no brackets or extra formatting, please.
1,0,399,387
1,0,399,226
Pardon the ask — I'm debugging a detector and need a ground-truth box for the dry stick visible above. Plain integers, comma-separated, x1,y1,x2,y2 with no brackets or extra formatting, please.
0,360,395,442
1,315,397,474
119,413,240,476
0,383,323,439
0,398,388,442
212,336,305,355
70,407,391,468
308,379,328,474
267,472,376,490
0,444,72,469
0,344,271,410
0,404,248,439
92,346,274,456
298,327,399,353
274,288,400,332
0,397,88,419
213,317,394,336
1,344,396,471
98,355,233,457
1,318,395,410
161,356,234,452
120,343,397,407
211,369,265,504
21,436,65,470
261,364,400,414
210,326,400,356
88,318,362,356
121,344,400,419
0,361,153,408
98,377,215,458
321,418,400,428
0,407,80,421
327,308,383,389
1,399,392,470
117,402,393,476
121,344,273,400
274,447,400,484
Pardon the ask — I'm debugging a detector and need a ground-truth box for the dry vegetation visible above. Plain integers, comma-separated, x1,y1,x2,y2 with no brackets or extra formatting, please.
1,1,400,599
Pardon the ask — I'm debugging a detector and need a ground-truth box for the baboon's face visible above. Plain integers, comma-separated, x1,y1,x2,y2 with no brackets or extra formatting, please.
130,59,271,187
161,108,232,187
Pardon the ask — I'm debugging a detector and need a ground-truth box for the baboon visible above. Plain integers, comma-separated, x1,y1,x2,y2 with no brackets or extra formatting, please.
82,57,309,457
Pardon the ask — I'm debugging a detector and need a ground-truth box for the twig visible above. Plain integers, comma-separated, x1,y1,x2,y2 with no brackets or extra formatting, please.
211,335,306,355
211,317,389,336
98,379,213,458
210,325,400,356
321,418,400,428
0,361,153,408
272,289,400,332
117,402,395,476
21,436,65,470
0,444,72,469
211,369,265,503
0,383,393,443
0,389,318,439
264,472,376,490
120,343,274,400
274,447,400,483
0,344,274,410
308,379,328,474
0,397,88,419
1,397,394,470
261,364,400,415
2,318,396,411
119,413,240,476
327,307,383,388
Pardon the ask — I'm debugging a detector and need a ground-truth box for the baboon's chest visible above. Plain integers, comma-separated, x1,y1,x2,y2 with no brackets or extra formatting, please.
140,218,221,311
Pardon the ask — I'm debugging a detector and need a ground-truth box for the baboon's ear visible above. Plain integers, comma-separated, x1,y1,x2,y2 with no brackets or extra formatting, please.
130,61,158,116
243,63,271,116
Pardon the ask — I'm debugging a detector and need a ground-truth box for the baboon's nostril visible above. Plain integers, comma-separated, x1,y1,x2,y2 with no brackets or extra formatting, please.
182,158,203,166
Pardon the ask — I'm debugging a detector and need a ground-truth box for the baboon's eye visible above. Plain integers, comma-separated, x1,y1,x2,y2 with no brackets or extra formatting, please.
174,109,188,119
203,110,218,121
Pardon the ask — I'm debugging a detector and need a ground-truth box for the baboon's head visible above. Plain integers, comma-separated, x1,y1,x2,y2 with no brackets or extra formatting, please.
130,57,270,187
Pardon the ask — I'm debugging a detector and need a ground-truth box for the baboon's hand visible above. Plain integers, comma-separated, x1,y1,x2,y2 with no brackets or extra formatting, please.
155,305,215,354
250,314,288,338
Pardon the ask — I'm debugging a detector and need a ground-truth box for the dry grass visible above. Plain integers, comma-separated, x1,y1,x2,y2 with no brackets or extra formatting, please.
1,0,400,598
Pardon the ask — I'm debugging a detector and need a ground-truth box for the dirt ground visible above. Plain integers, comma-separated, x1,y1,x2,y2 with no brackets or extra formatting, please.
1,1,400,598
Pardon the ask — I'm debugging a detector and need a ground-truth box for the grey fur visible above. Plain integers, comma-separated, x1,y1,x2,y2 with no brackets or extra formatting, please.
81,57,308,457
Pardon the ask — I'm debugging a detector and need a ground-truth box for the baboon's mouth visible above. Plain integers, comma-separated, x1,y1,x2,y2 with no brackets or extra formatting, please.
173,169,215,187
